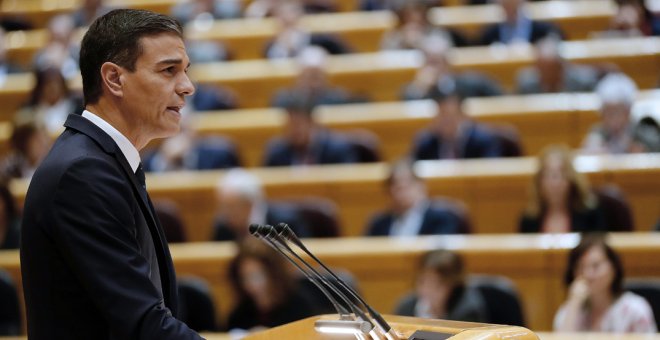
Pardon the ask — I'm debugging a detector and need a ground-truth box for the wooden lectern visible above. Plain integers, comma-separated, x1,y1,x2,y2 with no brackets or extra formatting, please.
242,314,539,340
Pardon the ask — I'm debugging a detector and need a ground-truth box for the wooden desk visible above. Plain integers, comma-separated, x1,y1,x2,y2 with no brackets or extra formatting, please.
429,0,615,41
186,11,395,60
3,36,657,112
2,233,660,332
189,90,660,167
0,0,183,27
188,37,660,108
10,154,660,241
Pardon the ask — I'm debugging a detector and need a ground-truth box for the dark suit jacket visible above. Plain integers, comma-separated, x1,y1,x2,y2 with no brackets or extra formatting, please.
401,73,503,101
478,21,563,45
411,123,502,161
394,286,488,323
20,114,200,339
213,203,310,241
263,130,357,166
365,203,464,236
518,207,607,233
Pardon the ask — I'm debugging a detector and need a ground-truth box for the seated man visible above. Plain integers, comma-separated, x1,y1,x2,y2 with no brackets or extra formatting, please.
516,35,599,94
365,159,466,237
411,86,503,160
143,119,240,172
477,0,563,45
263,1,351,59
402,34,502,101
263,97,358,166
212,169,309,241
271,46,354,108
581,72,658,154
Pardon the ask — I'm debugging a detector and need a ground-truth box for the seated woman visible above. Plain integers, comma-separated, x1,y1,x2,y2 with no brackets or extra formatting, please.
394,249,488,323
0,179,20,249
519,145,607,233
225,239,319,332
554,234,656,333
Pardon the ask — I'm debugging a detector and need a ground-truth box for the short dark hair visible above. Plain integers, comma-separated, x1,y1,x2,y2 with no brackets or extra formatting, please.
564,234,624,297
79,9,183,106
282,94,317,120
425,81,465,105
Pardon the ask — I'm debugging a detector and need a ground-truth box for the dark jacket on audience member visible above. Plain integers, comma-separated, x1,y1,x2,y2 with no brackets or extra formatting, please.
365,203,464,236
518,207,607,233
394,286,489,323
402,73,503,101
225,288,317,331
263,130,358,166
516,65,599,94
478,21,562,45
0,218,20,250
213,203,310,241
143,138,240,172
411,123,502,161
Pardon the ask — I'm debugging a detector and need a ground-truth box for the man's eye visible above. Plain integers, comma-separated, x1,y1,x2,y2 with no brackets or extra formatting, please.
163,67,176,74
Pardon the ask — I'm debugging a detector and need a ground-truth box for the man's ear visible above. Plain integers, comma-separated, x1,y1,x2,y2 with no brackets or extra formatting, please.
100,62,124,98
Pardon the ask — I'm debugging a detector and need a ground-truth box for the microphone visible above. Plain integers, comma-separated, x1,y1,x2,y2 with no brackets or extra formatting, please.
273,223,401,340
248,224,378,338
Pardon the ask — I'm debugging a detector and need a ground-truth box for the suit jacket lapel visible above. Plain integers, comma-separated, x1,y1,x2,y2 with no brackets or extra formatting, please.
63,114,177,311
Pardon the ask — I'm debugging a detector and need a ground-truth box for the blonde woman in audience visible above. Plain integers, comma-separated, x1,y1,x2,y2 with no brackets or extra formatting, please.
519,145,606,233
555,234,656,333
394,249,488,323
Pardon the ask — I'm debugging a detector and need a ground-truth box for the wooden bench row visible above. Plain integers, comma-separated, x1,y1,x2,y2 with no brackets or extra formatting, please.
1,233,659,331
0,36,657,120
10,153,660,241
3,0,626,65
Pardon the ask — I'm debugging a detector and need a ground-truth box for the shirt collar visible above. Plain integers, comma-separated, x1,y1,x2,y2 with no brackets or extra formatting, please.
81,110,141,172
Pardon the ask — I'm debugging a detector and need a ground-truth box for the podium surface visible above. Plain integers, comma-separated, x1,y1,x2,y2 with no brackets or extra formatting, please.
238,314,539,340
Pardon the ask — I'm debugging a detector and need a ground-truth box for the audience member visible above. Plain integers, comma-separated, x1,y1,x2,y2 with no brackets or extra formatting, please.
365,159,465,236
0,180,20,249
245,0,283,18
33,15,80,80
72,0,112,28
554,234,657,333
264,1,351,58
190,84,237,111
226,239,318,331
402,35,503,101
380,1,467,50
212,169,309,242
410,85,502,160
263,96,358,166
0,27,23,79
172,0,242,23
516,35,598,94
142,120,240,172
395,249,488,322
582,73,657,154
15,67,83,135
519,145,607,233
606,0,660,37
0,119,51,180
271,46,353,108
477,0,563,45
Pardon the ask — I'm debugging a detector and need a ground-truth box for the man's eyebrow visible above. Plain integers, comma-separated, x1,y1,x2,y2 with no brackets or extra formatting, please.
156,58,191,68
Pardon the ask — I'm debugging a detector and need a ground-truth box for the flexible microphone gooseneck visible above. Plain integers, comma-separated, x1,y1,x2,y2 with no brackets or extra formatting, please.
249,224,376,337
274,223,400,340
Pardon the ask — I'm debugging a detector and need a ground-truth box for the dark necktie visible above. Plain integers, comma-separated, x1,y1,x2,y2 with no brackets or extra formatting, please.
135,163,147,191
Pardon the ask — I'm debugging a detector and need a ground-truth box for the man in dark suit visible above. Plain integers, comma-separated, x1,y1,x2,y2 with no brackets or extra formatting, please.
212,169,309,241
411,86,502,161
20,9,202,339
477,0,563,45
401,34,502,101
263,97,358,166
365,160,466,236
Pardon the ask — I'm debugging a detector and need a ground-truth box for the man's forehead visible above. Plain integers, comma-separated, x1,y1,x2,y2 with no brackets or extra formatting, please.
136,33,188,63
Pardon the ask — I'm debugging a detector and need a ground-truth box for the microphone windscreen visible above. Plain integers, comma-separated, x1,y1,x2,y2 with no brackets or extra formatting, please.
248,224,261,235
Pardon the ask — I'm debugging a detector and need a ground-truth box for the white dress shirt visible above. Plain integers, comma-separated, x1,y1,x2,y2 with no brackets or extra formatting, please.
81,110,141,172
